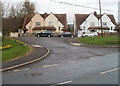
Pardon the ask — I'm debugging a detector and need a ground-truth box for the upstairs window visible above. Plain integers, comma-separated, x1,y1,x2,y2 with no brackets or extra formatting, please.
48,22,54,26
90,22,95,27
83,26,85,30
103,22,107,26
59,27,60,30
36,22,41,26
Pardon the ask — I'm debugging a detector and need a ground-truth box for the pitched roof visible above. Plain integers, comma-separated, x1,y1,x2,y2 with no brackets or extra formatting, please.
107,15,116,25
88,27,110,30
22,13,35,30
75,14,89,29
75,13,116,30
54,14,67,29
33,26,56,31
22,13,67,30
95,14,116,25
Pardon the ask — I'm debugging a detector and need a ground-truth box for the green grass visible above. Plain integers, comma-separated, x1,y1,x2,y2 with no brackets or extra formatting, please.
79,36,120,46
0,37,30,62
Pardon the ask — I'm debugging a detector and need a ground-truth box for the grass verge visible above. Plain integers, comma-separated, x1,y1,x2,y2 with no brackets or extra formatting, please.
79,36,120,46
0,37,30,62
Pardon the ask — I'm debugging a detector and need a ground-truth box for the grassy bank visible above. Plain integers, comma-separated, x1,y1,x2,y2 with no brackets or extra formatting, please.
79,36,119,46
0,37,30,62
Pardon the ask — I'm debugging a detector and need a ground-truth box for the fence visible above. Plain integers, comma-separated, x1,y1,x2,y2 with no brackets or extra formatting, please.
98,33,119,36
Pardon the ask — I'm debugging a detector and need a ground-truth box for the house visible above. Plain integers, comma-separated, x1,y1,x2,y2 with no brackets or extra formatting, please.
22,12,67,34
74,12,117,37
115,24,120,33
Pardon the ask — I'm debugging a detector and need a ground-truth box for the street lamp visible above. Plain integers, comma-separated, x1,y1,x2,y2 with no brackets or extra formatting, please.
99,0,103,37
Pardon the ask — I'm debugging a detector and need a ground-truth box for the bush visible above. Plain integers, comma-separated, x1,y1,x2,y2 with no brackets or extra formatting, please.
0,45,12,50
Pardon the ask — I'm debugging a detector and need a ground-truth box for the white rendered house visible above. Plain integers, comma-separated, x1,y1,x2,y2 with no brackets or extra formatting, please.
74,12,117,37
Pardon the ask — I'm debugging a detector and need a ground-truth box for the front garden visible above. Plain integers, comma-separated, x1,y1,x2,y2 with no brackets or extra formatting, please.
0,37,30,62
79,36,120,46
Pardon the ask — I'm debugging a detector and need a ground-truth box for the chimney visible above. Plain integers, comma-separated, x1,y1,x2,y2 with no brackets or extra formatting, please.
44,13,48,19
94,11,97,16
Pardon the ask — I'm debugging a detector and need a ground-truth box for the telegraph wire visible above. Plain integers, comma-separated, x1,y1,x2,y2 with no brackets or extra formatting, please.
49,0,119,13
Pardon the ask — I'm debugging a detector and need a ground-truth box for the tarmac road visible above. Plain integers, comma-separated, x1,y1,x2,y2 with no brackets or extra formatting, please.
2,36,119,84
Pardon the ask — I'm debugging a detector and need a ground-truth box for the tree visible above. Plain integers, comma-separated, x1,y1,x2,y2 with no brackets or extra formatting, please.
21,0,35,15
9,6,16,18
67,25,74,33
2,0,36,35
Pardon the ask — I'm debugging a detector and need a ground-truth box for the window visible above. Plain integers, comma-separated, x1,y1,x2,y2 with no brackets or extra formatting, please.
91,30,96,32
90,22,95,27
59,27,60,30
48,22,54,26
29,26,31,30
103,22,107,26
83,26,85,30
111,27,112,30
36,22,41,26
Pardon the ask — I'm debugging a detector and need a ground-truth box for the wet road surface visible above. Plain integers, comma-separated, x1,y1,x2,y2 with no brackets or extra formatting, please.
3,36,119,84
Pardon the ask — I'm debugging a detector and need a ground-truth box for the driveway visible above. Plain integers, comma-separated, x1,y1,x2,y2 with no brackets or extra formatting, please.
3,36,119,84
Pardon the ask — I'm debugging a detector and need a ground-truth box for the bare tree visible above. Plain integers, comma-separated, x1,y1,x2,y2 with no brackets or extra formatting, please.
2,0,36,35
22,0,35,14
9,6,16,18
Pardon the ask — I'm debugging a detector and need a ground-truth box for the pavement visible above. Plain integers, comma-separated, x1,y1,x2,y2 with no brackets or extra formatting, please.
2,37,50,71
68,37,120,48
2,36,119,84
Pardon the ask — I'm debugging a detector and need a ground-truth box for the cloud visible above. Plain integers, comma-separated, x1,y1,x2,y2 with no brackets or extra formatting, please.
2,0,119,23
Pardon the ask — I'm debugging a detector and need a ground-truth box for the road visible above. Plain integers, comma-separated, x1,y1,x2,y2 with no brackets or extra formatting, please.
2,36,119,84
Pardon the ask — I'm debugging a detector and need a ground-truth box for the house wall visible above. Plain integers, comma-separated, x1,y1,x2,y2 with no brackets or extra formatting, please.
45,13,64,33
78,13,98,37
98,14,116,33
80,13,98,33
26,13,45,33
77,13,116,37
33,30,45,33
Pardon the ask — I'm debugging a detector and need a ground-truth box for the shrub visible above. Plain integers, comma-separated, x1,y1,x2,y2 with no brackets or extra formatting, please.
0,45,12,50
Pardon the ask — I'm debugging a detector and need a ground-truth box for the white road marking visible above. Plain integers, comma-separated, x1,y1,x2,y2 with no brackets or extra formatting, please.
13,70,21,72
57,80,72,85
22,68,30,71
50,80,72,86
72,43,82,46
13,68,30,72
68,60,78,63
100,68,120,75
89,58,94,60
42,64,58,68
33,45,43,48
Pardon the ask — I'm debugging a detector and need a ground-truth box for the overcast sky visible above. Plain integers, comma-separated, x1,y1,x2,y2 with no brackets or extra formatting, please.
2,0,120,24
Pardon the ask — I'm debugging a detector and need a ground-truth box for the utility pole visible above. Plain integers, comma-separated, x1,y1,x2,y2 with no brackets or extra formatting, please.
99,0,103,37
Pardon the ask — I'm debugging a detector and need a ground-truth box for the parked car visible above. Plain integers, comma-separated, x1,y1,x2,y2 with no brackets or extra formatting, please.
81,32,98,37
58,32,74,37
35,31,53,37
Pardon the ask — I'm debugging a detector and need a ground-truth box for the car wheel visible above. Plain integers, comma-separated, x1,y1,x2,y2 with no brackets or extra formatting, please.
61,35,64,37
85,35,88,37
71,35,74,37
48,35,51,37
38,35,40,37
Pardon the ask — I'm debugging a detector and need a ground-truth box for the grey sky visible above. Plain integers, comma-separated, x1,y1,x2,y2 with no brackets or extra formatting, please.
2,0,120,24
